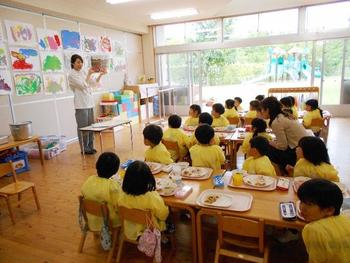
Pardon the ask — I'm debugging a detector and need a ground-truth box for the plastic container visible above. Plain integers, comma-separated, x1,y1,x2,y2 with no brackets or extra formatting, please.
0,150,30,175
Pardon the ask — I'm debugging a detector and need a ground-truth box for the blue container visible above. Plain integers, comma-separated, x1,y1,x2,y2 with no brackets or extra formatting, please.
0,150,30,175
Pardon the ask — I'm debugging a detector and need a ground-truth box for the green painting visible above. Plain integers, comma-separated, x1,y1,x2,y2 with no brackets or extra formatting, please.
14,73,42,96
40,51,64,72
43,74,66,95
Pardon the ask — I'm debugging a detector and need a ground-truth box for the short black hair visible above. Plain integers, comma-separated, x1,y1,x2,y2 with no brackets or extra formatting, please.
225,99,235,109
234,97,242,104
96,152,120,179
71,54,83,69
298,136,330,165
249,136,269,156
249,100,260,111
199,112,213,125
212,103,225,115
195,124,214,145
255,95,265,101
297,178,343,216
280,97,293,108
122,161,156,196
288,96,296,106
251,118,267,137
168,114,182,128
190,104,201,115
143,124,163,145
305,99,319,110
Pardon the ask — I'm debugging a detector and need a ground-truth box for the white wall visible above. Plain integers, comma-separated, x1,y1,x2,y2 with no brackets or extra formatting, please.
0,6,144,140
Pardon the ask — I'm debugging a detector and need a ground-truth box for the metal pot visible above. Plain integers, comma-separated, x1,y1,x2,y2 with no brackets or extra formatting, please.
9,121,33,141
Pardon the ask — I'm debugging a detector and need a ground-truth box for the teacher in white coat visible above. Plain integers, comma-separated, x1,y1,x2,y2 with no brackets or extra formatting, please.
68,54,106,154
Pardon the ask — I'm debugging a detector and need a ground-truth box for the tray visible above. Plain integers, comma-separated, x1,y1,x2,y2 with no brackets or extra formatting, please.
197,189,253,212
181,167,213,180
228,173,277,191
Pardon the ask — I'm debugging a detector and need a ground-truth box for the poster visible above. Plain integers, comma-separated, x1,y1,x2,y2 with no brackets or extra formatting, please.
112,41,127,72
37,28,62,51
10,47,40,71
0,43,8,69
0,69,12,95
82,36,98,53
5,20,36,46
40,51,64,73
61,30,80,50
43,73,66,95
14,72,42,96
100,36,112,53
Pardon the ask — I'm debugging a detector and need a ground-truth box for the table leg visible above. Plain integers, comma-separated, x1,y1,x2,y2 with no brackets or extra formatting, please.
112,128,116,152
129,123,133,150
197,210,204,263
188,207,198,263
99,132,103,152
37,139,44,165
81,131,85,159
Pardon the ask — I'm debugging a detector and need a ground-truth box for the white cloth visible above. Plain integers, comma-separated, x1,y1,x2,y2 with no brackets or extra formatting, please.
68,69,96,109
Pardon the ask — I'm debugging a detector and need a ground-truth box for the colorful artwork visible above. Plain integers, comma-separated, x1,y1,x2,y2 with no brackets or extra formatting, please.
0,70,12,95
5,20,35,46
112,41,127,72
10,47,40,71
40,51,64,72
100,36,112,53
14,72,42,96
61,30,80,50
82,36,98,53
43,74,66,95
0,43,8,69
37,28,62,51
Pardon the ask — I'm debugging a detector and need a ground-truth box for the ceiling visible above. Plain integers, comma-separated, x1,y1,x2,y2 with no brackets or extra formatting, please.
1,0,338,34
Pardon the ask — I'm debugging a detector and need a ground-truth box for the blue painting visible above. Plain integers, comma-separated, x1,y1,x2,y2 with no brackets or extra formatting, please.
61,30,80,50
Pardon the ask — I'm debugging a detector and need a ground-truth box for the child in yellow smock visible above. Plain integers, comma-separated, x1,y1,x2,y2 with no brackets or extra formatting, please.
234,97,243,112
81,152,121,231
297,179,350,263
280,96,298,119
223,99,239,118
119,161,169,240
189,124,225,171
185,104,201,127
143,124,173,164
211,103,229,127
303,99,323,135
245,100,260,119
243,136,276,176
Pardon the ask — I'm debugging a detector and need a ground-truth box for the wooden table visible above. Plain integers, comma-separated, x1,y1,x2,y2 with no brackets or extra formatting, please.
0,136,44,165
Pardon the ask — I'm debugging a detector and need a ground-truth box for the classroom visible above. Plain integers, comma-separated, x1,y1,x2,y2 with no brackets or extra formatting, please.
0,0,350,262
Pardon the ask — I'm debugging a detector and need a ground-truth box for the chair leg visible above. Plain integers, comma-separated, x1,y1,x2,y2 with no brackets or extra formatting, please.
116,237,125,263
31,186,41,210
263,246,269,263
78,232,87,253
5,197,15,225
17,193,22,207
214,240,220,263
107,228,120,263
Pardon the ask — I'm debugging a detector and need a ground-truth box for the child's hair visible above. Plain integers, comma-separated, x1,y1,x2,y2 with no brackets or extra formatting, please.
212,103,225,115
288,96,296,106
251,118,267,137
297,178,343,216
122,160,156,196
249,136,269,156
190,104,202,115
249,100,260,111
280,97,293,108
234,97,242,104
143,124,163,145
260,97,286,126
298,136,330,165
199,112,213,125
305,99,323,117
255,95,265,101
168,114,182,128
195,124,214,145
96,152,120,179
225,99,235,109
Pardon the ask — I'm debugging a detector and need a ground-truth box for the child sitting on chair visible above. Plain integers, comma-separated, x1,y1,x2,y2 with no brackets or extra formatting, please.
280,97,298,119
234,97,243,112
298,178,350,263
245,100,260,119
185,104,201,127
189,124,225,171
242,136,276,176
211,103,229,127
143,124,173,164
223,99,239,119
163,114,189,161
81,152,121,231
303,99,323,135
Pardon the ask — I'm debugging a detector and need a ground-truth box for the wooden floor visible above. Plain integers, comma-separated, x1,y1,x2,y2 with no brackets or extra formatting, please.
0,118,349,263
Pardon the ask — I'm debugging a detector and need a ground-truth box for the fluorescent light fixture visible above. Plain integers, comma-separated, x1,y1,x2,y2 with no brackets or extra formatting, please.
106,0,134,4
150,8,199,20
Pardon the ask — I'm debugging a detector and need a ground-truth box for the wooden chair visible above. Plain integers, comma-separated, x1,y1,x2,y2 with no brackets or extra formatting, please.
227,117,240,125
78,196,120,263
0,162,40,224
311,117,331,144
162,139,181,162
116,206,176,263
214,213,269,263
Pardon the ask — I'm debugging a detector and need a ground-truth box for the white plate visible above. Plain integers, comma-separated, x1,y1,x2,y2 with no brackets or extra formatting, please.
145,162,163,174
200,193,232,207
214,127,227,132
296,200,306,221
243,175,275,188
162,162,190,173
182,167,208,178
292,177,312,192
335,182,347,194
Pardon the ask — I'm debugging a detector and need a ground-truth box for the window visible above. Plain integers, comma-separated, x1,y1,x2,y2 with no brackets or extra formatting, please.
156,24,185,46
224,15,258,40
306,2,350,32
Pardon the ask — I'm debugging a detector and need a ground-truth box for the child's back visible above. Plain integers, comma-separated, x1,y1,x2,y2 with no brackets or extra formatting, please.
163,127,189,161
294,158,339,181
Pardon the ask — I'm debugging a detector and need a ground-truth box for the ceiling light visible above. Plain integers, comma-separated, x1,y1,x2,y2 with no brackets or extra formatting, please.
106,0,134,4
150,8,199,20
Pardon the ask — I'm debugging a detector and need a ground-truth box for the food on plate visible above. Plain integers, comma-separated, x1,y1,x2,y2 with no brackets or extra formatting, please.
255,175,266,186
182,167,206,177
204,194,220,204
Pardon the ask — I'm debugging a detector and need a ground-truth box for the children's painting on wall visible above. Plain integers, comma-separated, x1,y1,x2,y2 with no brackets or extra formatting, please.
37,28,62,51
82,36,98,53
61,30,80,50
14,72,42,96
43,74,66,95
0,70,12,95
112,41,127,72
100,36,112,53
40,51,64,73
10,47,40,71
0,44,8,69
5,20,36,46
